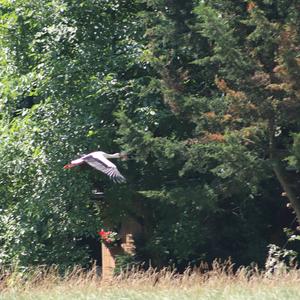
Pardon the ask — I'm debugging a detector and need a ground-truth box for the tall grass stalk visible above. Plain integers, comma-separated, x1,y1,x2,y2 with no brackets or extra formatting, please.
1,260,300,299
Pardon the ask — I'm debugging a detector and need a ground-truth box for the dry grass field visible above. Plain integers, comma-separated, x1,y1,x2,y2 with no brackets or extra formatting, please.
1,261,300,300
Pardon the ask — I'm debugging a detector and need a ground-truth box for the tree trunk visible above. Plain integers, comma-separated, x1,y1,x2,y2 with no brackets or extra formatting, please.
269,119,300,224
273,162,300,225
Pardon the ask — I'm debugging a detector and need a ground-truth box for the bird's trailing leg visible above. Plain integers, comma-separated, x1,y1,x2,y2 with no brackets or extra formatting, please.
120,152,128,161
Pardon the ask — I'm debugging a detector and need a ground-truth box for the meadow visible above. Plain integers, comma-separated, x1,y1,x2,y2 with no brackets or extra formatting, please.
1,261,300,300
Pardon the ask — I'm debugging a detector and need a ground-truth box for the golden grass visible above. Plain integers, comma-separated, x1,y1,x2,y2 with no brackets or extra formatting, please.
1,260,300,299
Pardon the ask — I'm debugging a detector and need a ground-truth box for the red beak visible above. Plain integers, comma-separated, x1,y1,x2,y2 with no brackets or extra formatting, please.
64,164,73,169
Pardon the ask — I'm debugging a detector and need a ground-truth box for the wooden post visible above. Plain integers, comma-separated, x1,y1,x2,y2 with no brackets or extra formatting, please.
101,217,142,280
101,244,122,280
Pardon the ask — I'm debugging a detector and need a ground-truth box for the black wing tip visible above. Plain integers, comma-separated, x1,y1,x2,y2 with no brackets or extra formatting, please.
111,175,126,184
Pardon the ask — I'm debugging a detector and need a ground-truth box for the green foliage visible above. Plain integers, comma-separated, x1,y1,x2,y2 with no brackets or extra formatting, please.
0,101,103,267
0,0,299,270
0,0,141,267
114,253,139,275
115,0,300,267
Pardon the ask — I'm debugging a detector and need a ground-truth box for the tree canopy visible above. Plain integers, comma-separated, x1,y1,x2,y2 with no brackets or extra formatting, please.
0,0,299,269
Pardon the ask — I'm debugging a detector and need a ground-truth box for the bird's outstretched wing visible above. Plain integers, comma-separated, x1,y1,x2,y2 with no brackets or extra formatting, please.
83,155,126,183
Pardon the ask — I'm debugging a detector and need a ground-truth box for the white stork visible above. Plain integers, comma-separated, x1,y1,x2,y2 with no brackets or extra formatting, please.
64,151,127,183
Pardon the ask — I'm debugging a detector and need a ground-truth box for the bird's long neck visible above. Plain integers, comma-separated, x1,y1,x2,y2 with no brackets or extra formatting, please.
103,152,120,159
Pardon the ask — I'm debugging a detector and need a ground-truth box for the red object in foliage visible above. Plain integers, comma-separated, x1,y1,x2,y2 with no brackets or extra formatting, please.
98,229,118,245
98,229,106,237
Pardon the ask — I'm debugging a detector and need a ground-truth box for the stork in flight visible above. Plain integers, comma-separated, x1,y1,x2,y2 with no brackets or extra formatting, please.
64,151,127,183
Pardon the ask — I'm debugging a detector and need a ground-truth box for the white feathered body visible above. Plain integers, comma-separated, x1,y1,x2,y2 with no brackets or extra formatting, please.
66,151,126,183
